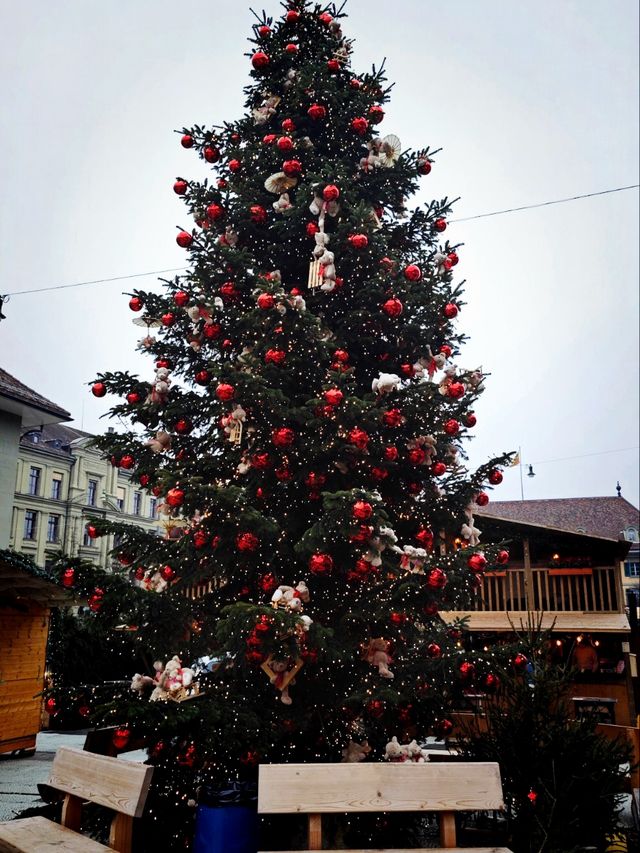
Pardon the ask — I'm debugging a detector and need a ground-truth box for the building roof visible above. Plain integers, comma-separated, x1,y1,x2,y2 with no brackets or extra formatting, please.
0,368,71,427
0,549,80,606
20,422,94,457
479,497,639,542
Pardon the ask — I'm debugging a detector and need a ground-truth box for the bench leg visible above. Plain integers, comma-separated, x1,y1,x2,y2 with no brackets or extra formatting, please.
61,794,83,832
440,810,456,847
308,813,322,850
109,812,134,853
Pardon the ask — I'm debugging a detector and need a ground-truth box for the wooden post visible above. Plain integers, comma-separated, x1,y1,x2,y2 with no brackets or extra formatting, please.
109,812,134,853
440,810,456,846
60,794,83,832
523,537,535,609
308,813,322,849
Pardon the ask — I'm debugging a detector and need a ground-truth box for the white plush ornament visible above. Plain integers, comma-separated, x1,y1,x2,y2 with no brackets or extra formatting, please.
395,545,427,574
438,365,459,396
371,372,401,395
252,94,281,125
147,367,171,405
271,581,310,612
221,405,246,440
288,293,306,311
461,505,481,546
283,69,297,91
467,368,485,392
221,227,239,247
407,435,437,465
273,192,293,213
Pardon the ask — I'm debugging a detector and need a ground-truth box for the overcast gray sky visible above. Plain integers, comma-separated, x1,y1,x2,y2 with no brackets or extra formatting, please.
1,0,638,506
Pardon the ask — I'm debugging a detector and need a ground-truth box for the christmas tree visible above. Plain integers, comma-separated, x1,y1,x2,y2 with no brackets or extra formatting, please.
78,0,514,843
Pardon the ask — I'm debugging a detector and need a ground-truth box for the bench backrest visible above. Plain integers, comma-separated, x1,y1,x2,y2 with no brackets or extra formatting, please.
258,761,505,813
49,746,153,818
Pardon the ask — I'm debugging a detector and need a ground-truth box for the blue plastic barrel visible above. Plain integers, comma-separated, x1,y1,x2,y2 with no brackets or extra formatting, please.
193,783,258,853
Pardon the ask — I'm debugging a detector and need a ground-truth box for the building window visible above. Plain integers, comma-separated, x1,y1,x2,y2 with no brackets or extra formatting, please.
83,528,95,547
623,527,639,543
133,492,142,516
23,511,37,540
116,487,126,512
149,497,158,519
51,477,63,500
624,561,640,578
47,515,60,543
28,467,41,496
87,479,98,506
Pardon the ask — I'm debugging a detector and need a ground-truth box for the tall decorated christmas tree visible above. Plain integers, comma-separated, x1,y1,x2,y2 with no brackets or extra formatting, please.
80,0,514,842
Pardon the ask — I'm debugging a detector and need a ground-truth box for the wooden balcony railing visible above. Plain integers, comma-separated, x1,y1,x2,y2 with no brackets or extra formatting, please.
473,566,620,613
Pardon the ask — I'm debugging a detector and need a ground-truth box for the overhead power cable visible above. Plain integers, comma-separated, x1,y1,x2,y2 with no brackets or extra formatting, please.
4,183,638,298
530,446,639,467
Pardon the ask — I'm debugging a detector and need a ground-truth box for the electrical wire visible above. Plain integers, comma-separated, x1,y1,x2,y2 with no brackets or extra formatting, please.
526,446,639,467
3,183,639,298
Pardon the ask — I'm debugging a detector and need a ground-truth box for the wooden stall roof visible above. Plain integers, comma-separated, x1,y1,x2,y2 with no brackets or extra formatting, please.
0,551,79,606
441,611,631,633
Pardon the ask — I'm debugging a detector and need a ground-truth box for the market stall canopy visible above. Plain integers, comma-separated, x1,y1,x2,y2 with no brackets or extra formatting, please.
441,611,631,633
0,550,81,606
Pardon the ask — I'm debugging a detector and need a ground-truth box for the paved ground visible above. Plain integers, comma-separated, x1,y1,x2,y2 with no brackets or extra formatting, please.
0,730,147,822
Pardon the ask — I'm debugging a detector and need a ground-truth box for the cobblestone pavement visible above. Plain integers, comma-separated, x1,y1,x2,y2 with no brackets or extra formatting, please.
0,730,147,822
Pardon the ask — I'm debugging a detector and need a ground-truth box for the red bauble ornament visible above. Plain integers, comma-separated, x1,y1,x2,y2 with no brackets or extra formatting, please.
434,218,447,232
275,466,292,482
219,282,238,301
265,348,286,365
350,525,373,543
257,293,275,310
285,9,300,22
276,135,294,152
206,203,225,222
88,588,104,612
91,382,106,398
431,461,447,477
427,567,447,589
78,705,91,718
161,565,175,581
217,179,227,189
440,344,453,358
390,611,406,625
513,652,528,672
45,697,57,714
370,466,388,481
112,727,130,750
134,566,146,580
125,392,140,405
119,454,135,470
285,42,298,54
251,51,270,69
236,532,259,552
309,553,334,574
193,530,208,549
306,221,319,237
352,500,373,520
348,427,369,450
166,488,185,507
527,789,538,805
172,290,189,308
443,302,459,319
319,11,332,24
323,184,340,202
496,549,510,565
351,116,369,135
459,661,476,680
181,134,193,148
404,263,422,281
323,388,343,406
156,358,172,368
382,446,398,462
333,349,349,363
434,719,453,738
195,370,210,385
228,159,241,173
369,105,385,124
62,568,75,588
272,427,295,447
251,452,271,470
282,159,302,177
86,524,100,539
257,24,271,37
307,104,327,121
408,448,426,465
203,323,222,340
327,59,340,72
447,382,466,399
305,472,326,489
488,469,503,485
417,158,432,175
426,642,442,659
366,699,385,718
262,133,276,145
415,527,434,548
175,418,192,434
407,482,423,495
250,204,267,224
203,146,220,163
448,251,459,266
281,118,296,132
382,408,403,427
176,230,193,248
161,312,176,327
382,297,403,317
129,296,143,311
215,383,235,401
348,233,368,249
468,553,487,573
484,673,500,693
239,750,259,767
423,601,439,617
475,491,490,507
444,419,460,436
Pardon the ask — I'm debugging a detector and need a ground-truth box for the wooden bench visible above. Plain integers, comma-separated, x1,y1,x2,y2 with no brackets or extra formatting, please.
0,747,153,853
258,761,512,852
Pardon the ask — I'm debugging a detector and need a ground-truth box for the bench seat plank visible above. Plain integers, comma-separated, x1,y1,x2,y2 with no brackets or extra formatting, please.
259,848,514,852
0,816,110,852
258,762,505,814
